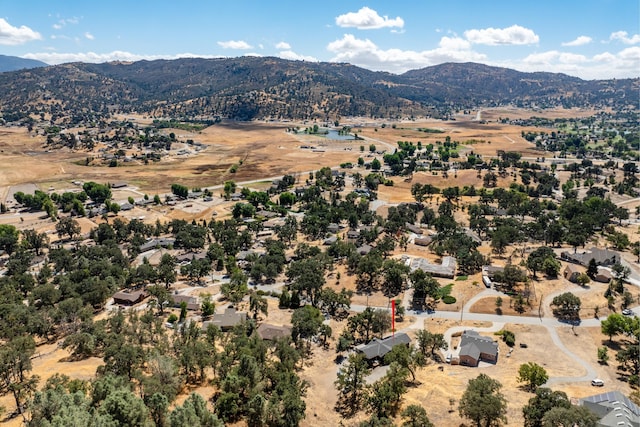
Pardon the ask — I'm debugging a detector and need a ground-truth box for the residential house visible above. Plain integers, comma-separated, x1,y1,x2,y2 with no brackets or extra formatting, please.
458,330,499,367
202,307,247,331
409,256,457,279
483,265,505,279
139,238,175,253
257,323,292,341
561,247,620,267
113,290,147,306
356,333,411,363
580,391,640,427
172,294,200,311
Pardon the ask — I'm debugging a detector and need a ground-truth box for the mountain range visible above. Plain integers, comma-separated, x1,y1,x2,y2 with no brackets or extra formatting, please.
0,56,637,121
0,55,47,73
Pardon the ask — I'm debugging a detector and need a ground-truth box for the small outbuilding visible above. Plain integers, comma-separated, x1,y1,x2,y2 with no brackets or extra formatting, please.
563,264,584,283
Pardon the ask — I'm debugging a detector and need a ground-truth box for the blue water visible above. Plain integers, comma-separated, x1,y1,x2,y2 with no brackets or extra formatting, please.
324,129,356,141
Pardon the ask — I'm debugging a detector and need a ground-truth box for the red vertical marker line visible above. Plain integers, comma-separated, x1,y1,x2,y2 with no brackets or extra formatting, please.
391,299,395,338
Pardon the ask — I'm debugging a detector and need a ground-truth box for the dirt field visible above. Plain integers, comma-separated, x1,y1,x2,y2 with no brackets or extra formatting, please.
0,107,637,426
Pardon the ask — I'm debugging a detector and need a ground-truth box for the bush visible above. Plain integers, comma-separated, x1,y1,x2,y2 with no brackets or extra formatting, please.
167,314,178,324
442,295,456,304
496,329,515,347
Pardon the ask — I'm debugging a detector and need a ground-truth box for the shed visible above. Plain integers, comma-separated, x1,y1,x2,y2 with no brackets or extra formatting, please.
563,264,583,283
594,267,612,284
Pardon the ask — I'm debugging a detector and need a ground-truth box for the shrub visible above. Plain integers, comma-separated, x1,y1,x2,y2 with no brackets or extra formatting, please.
167,314,178,324
442,295,456,304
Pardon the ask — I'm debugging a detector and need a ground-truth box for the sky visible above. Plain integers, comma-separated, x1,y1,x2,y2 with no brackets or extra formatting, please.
0,0,638,80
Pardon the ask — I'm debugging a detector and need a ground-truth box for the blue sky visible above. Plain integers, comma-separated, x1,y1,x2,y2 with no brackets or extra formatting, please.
1,0,638,79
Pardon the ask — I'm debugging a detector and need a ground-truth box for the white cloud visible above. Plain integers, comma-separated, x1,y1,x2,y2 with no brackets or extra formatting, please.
276,41,291,49
22,51,223,65
517,47,640,79
438,36,471,51
84,32,94,40
464,25,539,45
278,50,317,62
335,7,404,30
217,40,252,49
0,18,41,45
327,34,485,73
52,17,80,30
562,36,592,47
609,31,640,45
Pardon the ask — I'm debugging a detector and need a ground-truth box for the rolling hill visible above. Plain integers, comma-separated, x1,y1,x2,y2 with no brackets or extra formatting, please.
0,57,636,121
0,55,47,73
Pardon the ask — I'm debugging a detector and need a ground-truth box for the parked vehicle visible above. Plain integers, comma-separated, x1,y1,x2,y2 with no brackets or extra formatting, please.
591,379,604,387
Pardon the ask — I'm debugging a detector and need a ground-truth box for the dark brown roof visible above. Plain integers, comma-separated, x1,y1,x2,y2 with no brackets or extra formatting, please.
113,290,146,304
257,323,292,340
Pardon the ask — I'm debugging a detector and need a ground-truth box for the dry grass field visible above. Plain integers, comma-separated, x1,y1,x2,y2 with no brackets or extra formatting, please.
0,107,638,426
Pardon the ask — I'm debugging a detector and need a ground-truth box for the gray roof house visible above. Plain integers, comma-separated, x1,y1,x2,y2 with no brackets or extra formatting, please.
409,256,457,279
580,391,640,427
458,330,499,367
561,247,620,267
139,238,175,253
356,333,411,362
202,307,247,331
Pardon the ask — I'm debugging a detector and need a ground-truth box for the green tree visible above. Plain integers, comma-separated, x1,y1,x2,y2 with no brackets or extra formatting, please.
367,363,408,418
551,292,581,321
459,373,507,427
249,290,268,320
147,284,173,315
83,181,112,203
55,216,81,240
541,405,598,427
0,335,39,420
522,387,571,427
0,224,20,254
384,343,425,383
291,305,323,344
221,269,248,303
597,346,609,364
157,253,177,289
517,362,549,392
20,228,49,255
600,313,626,342
415,329,448,360
401,404,434,427
335,353,371,417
